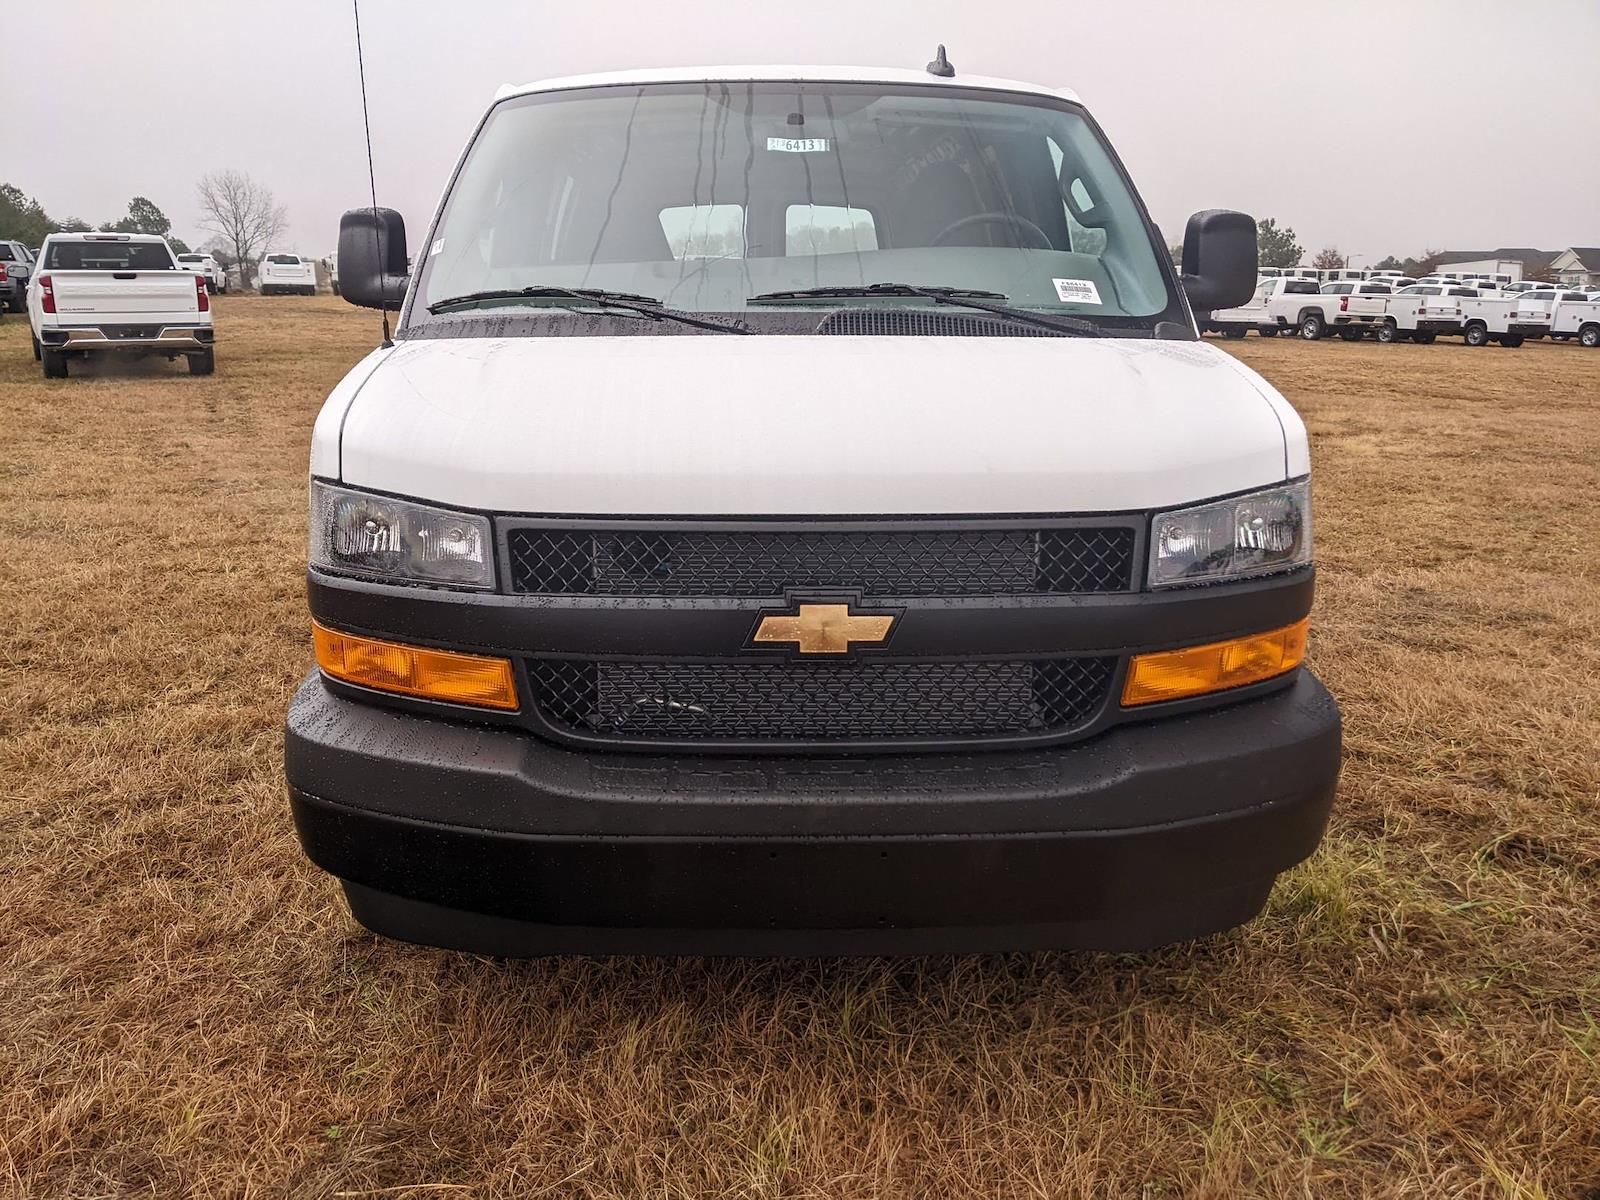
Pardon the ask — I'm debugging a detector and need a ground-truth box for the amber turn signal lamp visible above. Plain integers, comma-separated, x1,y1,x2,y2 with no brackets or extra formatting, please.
313,622,519,711
1122,618,1310,708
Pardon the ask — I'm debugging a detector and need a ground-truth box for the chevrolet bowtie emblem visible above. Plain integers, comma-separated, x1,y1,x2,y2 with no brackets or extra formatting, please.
753,603,897,655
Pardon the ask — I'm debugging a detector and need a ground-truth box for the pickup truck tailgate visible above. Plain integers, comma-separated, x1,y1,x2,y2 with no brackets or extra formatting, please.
48,271,201,320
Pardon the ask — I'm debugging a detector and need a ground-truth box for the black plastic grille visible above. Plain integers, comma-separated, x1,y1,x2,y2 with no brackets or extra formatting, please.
507,527,1135,597
529,657,1116,745
815,309,1057,337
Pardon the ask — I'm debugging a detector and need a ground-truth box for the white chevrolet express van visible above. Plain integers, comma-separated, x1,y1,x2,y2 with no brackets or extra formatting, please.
286,63,1342,955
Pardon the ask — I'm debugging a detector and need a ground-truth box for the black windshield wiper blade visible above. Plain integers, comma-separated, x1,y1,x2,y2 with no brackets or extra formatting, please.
427,286,749,333
748,283,1009,303
428,286,660,312
747,282,1105,337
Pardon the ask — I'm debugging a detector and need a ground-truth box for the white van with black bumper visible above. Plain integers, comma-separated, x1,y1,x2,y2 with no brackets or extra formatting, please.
286,63,1342,955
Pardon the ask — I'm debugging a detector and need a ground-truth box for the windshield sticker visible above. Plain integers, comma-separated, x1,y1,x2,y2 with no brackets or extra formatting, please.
1053,278,1103,305
430,238,445,257
767,137,832,154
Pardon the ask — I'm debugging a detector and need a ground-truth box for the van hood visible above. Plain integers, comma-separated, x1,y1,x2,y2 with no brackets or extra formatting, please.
332,335,1293,515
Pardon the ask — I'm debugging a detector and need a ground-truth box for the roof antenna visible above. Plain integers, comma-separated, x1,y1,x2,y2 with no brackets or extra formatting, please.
926,44,955,78
352,0,392,348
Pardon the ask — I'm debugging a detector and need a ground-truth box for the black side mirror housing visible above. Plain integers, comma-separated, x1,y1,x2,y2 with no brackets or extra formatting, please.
1180,210,1257,312
337,207,409,310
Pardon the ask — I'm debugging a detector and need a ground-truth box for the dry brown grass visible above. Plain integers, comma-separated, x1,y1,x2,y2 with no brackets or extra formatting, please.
2,297,1598,1198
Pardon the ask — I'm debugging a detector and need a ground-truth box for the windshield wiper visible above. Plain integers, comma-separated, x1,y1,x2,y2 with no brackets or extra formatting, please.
747,282,1105,337
427,286,750,334
748,283,1009,303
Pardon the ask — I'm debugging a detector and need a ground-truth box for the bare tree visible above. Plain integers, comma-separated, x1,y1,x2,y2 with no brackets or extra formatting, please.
1312,246,1346,271
195,170,285,290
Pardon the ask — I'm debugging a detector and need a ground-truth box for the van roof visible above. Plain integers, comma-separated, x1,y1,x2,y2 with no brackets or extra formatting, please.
496,65,1081,105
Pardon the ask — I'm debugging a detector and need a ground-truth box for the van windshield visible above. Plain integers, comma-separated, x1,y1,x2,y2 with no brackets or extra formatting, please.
413,81,1177,333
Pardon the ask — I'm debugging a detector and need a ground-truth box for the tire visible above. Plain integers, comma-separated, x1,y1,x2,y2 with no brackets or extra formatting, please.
1580,324,1600,348
6,294,23,314
187,348,216,376
1338,327,1365,341
31,333,42,361
1376,320,1398,344
1257,326,1278,337
1500,334,1525,348
1464,322,1490,347
42,348,68,378
1413,332,1437,345
1298,312,1325,340
1222,327,1247,339
205,281,216,295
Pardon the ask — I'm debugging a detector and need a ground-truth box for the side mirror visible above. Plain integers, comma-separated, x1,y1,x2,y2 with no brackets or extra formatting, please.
337,207,408,310
1180,210,1257,311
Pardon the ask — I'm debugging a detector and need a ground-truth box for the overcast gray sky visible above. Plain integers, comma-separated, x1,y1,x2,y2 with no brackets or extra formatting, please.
6,0,1597,262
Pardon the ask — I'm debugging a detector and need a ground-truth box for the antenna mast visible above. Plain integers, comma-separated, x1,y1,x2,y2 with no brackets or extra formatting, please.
352,0,392,348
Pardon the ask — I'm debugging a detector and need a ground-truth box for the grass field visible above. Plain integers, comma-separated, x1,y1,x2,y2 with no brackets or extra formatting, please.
3,296,1598,1198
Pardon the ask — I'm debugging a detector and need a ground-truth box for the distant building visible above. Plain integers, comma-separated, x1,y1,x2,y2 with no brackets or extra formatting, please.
1435,248,1564,282
1435,256,1525,283
1550,248,1600,289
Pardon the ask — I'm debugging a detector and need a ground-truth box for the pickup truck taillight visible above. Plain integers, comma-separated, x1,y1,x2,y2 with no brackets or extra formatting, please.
0,264,7,284
38,274,55,314
195,274,210,313
1339,296,1349,312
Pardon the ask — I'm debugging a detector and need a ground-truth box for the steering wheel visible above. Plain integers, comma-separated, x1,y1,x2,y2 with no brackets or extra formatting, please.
930,212,1054,250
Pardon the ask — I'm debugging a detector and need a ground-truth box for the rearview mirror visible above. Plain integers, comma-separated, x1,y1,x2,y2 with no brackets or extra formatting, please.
337,207,408,311
1180,210,1257,311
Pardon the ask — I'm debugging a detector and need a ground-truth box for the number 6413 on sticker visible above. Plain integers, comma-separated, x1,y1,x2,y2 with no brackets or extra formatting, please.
767,137,832,154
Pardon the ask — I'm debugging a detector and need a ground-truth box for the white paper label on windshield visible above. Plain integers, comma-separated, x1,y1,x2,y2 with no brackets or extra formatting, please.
430,238,445,256
1053,278,1103,305
767,137,832,154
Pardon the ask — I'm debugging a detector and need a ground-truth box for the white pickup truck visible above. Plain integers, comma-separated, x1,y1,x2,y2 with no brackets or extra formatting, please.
1203,276,1386,339
27,232,216,378
284,62,1341,957
259,252,318,295
176,252,228,294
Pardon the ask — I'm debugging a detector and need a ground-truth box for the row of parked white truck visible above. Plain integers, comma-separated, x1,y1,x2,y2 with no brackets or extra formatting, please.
1202,273,1600,348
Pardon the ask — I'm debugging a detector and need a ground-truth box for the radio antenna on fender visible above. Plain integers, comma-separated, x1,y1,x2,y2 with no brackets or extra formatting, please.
351,0,392,348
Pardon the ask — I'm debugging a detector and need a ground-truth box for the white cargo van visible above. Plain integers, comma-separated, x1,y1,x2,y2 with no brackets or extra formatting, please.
285,63,1341,956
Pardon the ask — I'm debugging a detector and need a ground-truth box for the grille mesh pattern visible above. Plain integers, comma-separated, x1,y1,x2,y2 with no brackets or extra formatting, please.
507,527,1135,597
529,657,1116,744
815,309,1056,337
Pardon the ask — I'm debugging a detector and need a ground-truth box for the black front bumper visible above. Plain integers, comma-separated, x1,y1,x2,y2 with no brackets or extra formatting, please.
286,670,1342,955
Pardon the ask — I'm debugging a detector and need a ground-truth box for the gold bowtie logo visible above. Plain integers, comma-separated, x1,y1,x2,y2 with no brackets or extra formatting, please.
753,603,897,656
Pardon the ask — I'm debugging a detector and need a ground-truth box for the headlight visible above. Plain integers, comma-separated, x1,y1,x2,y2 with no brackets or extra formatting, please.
1150,480,1311,588
310,482,494,589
